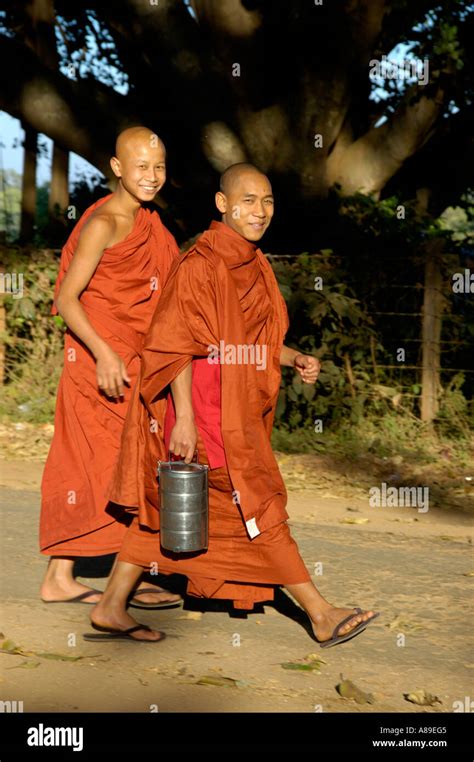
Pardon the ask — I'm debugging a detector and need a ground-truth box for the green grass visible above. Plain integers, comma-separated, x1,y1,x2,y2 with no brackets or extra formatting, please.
272,411,473,472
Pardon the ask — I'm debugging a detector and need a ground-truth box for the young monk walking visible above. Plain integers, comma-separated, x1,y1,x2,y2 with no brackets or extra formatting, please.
86,163,380,645
40,127,182,608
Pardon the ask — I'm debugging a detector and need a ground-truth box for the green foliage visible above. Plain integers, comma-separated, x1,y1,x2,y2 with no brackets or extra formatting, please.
272,406,472,477
439,194,474,242
271,189,472,441
435,372,473,438
0,245,64,422
0,169,21,241
273,249,379,429
1,180,472,457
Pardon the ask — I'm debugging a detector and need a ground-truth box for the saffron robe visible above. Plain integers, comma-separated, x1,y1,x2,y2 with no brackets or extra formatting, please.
40,195,179,555
110,221,311,608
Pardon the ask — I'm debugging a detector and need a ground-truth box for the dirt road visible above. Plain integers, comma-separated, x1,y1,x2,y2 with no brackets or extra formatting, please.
1,457,472,714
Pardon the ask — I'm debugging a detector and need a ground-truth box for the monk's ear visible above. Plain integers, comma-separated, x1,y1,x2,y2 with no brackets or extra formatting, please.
215,191,227,214
110,156,121,178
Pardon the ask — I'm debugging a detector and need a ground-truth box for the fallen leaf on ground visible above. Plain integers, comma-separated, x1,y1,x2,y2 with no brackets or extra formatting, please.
340,517,369,525
306,653,327,665
404,689,442,706
336,678,375,704
6,660,41,669
386,616,423,633
281,662,322,672
36,653,89,662
196,675,241,688
1,639,101,662
1,640,35,657
280,654,326,673
178,611,202,621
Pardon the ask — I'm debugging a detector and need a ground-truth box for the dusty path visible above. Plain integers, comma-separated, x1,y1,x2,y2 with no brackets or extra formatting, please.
0,457,472,714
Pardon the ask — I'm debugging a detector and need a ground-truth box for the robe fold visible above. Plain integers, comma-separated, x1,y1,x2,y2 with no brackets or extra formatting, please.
110,221,310,608
40,195,179,555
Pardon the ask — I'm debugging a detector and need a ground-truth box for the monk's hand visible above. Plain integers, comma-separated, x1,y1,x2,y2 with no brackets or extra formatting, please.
169,416,198,464
294,353,321,384
95,344,131,400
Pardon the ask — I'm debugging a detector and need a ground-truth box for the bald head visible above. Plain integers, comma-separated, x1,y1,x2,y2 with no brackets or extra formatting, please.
219,162,267,195
111,126,167,202
216,162,274,243
115,126,165,160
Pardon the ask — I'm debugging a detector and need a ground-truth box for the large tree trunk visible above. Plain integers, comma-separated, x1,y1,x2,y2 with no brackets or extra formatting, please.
0,298,5,385
19,124,37,241
24,0,70,218
49,143,69,217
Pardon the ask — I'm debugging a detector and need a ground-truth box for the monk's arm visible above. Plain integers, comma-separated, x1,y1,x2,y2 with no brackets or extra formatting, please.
169,363,198,463
280,344,321,384
55,216,130,399
280,345,300,367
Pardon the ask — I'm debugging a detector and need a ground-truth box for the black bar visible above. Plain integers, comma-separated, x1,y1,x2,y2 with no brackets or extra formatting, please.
0,711,471,757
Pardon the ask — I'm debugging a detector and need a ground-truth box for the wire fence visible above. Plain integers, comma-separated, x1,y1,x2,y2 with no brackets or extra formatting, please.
268,251,473,419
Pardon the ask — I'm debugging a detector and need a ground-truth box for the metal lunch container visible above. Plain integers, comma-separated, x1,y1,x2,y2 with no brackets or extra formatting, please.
157,452,209,553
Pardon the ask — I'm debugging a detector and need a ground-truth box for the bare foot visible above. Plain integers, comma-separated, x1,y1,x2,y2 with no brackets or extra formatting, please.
130,582,182,605
312,606,376,643
90,601,164,641
40,579,102,604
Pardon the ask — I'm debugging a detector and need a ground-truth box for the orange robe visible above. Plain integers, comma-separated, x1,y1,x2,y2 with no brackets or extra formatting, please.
110,221,311,608
40,195,179,555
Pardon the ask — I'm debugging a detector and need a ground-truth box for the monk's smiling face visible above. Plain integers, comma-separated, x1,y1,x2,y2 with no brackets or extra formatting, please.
216,165,274,242
111,127,166,203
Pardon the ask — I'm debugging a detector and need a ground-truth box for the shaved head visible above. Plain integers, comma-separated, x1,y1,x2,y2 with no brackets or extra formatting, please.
115,126,165,160
219,162,267,195
216,162,274,242
111,126,167,202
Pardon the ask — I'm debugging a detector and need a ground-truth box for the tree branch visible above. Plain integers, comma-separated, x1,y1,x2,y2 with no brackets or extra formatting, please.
0,35,140,177
328,82,448,194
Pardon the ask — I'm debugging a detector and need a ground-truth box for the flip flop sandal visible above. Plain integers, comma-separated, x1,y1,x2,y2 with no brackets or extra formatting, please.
128,587,183,610
83,622,166,642
319,608,381,649
41,589,103,604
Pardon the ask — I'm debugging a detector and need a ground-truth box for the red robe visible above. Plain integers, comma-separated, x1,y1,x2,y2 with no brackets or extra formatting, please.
110,221,310,609
40,195,179,555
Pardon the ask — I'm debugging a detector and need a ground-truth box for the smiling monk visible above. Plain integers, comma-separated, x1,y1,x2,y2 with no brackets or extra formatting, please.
86,163,380,646
39,127,182,608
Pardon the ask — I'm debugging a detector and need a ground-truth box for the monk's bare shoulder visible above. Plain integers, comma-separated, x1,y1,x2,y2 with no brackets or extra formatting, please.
55,210,120,301
79,211,117,254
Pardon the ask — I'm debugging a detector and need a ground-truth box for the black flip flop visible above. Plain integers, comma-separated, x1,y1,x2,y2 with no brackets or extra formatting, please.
319,608,381,649
128,587,183,610
42,589,102,604
83,622,166,642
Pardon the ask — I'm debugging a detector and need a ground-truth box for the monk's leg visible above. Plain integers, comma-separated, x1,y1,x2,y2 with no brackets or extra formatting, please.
132,579,182,604
90,560,164,641
40,557,102,603
107,554,182,606
285,581,376,643
245,521,377,642
41,553,180,606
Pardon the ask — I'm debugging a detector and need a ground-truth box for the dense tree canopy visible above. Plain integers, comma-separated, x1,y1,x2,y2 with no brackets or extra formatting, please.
0,0,472,246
